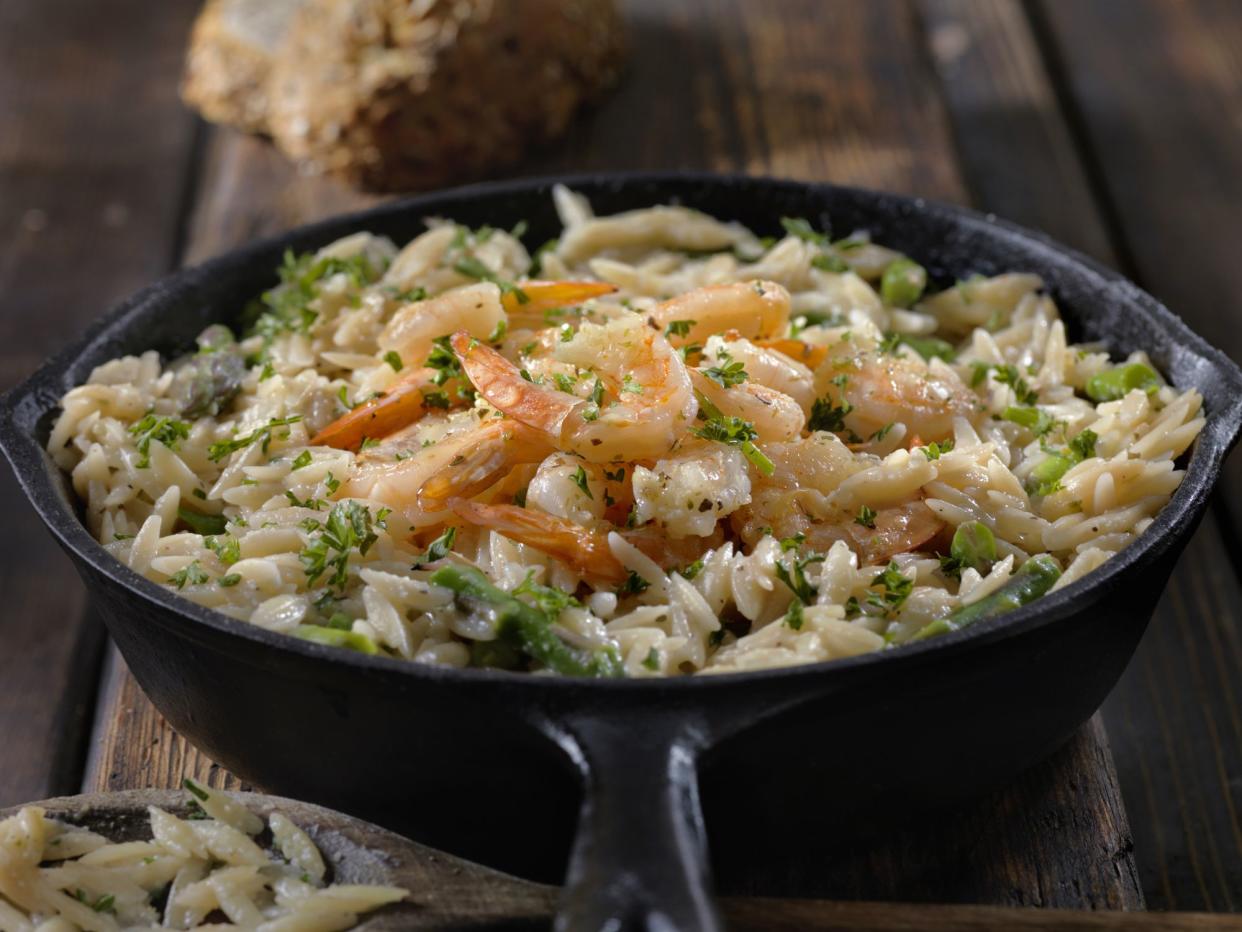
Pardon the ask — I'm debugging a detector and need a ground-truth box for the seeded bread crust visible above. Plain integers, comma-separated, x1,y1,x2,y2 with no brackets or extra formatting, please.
181,0,309,133
264,0,626,192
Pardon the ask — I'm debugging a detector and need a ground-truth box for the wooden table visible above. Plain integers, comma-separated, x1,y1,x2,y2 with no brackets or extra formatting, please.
3,0,1242,919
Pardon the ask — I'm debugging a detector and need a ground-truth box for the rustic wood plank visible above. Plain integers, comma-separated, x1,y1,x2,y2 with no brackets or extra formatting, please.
0,0,202,807
85,0,1139,908
1028,0,1242,911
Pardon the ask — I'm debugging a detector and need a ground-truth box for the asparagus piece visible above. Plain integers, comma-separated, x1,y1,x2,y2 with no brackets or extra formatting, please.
431,565,624,677
1085,362,1159,403
913,554,1061,641
293,625,380,655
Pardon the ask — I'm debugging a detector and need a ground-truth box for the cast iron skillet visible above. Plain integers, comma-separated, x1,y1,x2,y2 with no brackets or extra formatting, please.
4,174,1242,931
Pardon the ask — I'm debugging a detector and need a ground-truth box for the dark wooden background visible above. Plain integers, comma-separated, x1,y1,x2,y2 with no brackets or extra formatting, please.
3,0,1242,916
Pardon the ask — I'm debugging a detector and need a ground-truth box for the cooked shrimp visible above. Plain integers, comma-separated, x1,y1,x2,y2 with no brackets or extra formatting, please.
729,429,942,563
757,338,829,371
379,280,614,367
819,349,975,442
647,281,791,346
379,283,505,367
450,499,719,586
525,453,607,526
503,280,618,329
730,432,863,542
452,314,697,462
343,416,554,527
803,500,944,565
689,368,805,442
701,335,816,412
631,442,752,538
310,367,466,450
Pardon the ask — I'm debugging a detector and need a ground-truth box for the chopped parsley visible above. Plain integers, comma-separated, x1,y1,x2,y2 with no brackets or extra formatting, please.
808,395,854,433
207,416,302,462
993,364,1039,405
785,599,805,630
871,422,896,442
300,501,379,591
877,333,904,356
642,647,661,671
679,558,704,580
572,465,594,499
1069,428,1098,461
324,472,341,494
855,505,877,529
291,450,313,470
284,490,324,510
168,561,209,590
205,535,241,565
921,439,955,460
383,350,403,371
780,216,829,245
811,253,850,273
690,393,774,475
177,507,227,536
411,526,456,569
775,551,824,604
514,571,582,616
129,414,190,469
665,319,696,338
616,570,651,597
219,573,242,587
701,356,748,389
247,249,383,343
425,336,462,385
866,561,913,617
553,372,577,394
621,373,644,394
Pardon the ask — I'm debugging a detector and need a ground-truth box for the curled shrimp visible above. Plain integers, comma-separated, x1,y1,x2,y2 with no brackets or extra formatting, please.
503,280,618,329
702,334,816,412
343,417,554,527
730,433,942,563
804,500,944,565
756,338,829,371
647,280,791,346
690,368,805,442
451,499,628,585
450,499,719,586
452,314,697,463
821,348,975,442
310,367,466,450
379,280,615,367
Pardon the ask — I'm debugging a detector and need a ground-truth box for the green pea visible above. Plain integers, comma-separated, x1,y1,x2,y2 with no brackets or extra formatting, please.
880,257,928,308
950,521,997,574
1084,362,1160,403
900,334,956,362
1027,451,1074,497
293,625,380,655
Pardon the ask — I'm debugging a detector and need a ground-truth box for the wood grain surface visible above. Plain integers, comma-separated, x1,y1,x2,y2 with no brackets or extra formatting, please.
0,0,202,807
4,0,1242,916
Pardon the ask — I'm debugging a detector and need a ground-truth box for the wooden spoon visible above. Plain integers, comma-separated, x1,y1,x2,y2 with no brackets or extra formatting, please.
2,792,1233,931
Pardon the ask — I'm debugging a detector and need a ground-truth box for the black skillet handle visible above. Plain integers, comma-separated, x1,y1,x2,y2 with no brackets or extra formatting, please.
554,716,722,932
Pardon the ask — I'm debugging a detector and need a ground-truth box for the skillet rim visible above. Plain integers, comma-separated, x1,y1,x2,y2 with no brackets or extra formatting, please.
4,170,1241,693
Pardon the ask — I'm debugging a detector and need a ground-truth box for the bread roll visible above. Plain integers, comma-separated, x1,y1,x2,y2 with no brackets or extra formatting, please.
182,0,626,192
181,0,308,132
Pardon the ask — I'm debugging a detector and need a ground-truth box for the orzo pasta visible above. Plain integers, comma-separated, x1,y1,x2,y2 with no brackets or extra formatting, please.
48,188,1205,676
